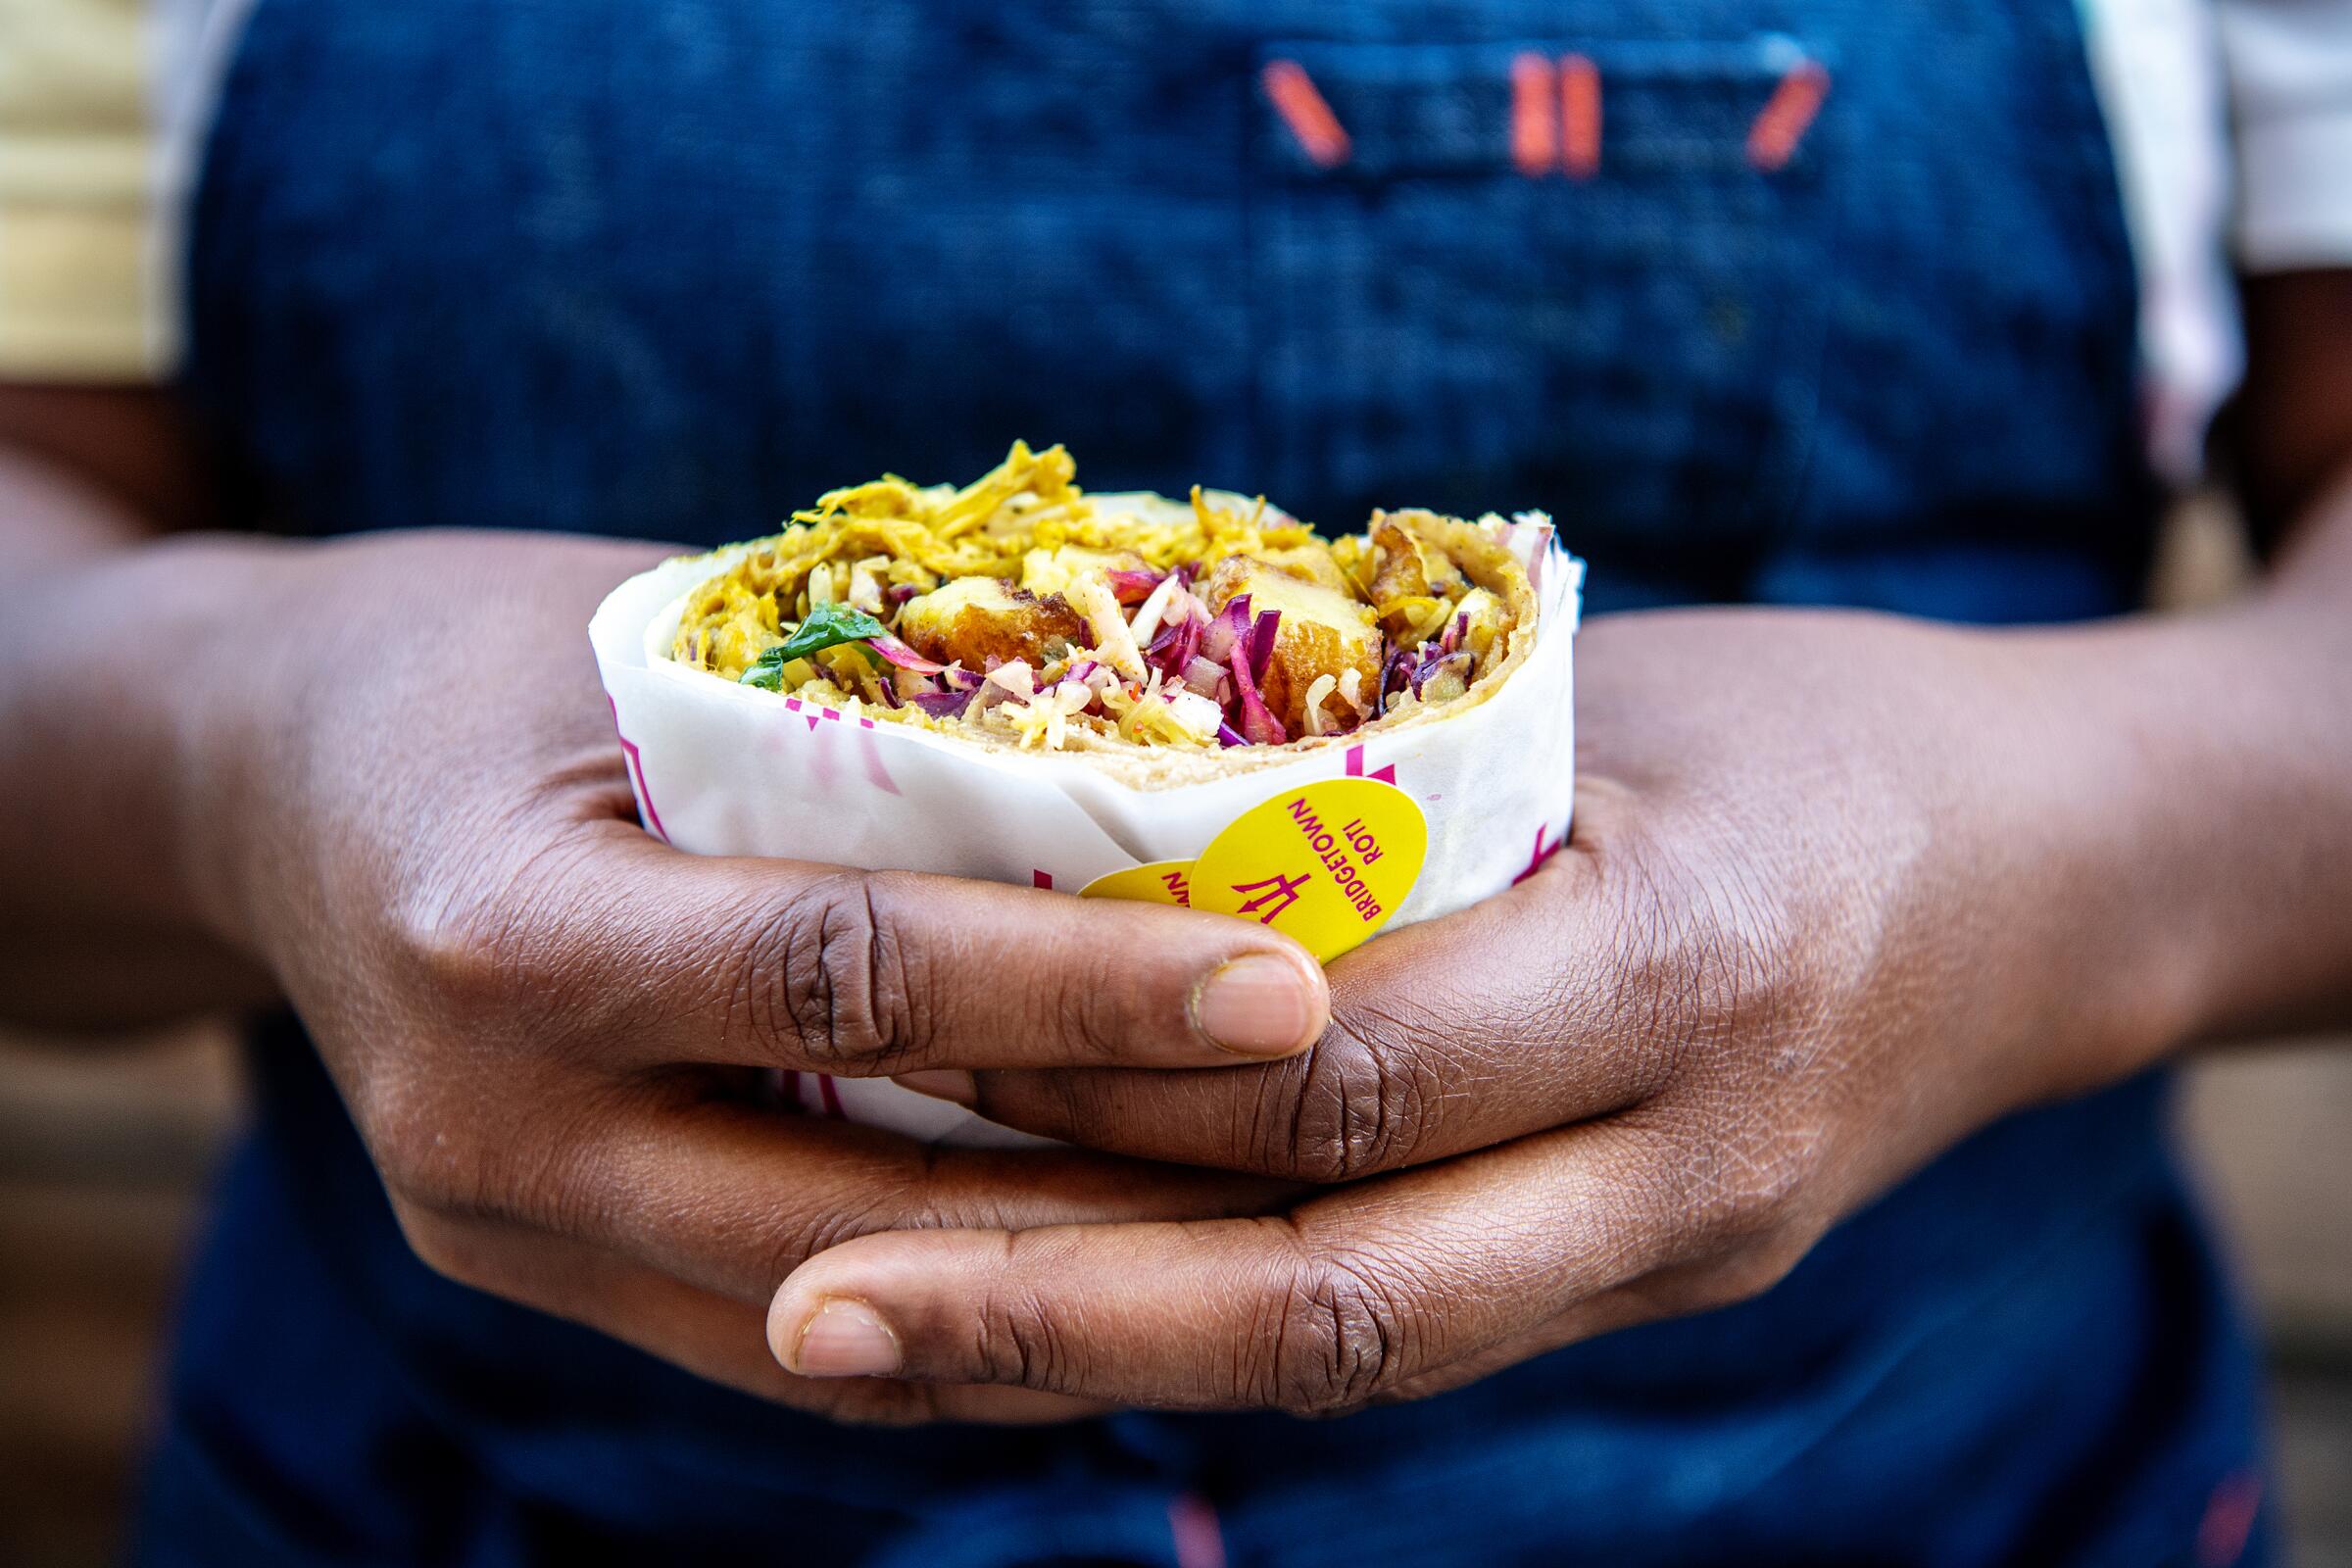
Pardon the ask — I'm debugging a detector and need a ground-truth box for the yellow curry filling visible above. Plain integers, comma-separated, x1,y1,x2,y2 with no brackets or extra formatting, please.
671,442,1519,752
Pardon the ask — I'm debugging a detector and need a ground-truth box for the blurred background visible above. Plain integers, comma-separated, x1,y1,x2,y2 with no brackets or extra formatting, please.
2,501,2346,1567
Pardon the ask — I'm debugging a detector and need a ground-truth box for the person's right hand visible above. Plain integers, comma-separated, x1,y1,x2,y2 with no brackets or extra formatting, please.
184,529,1328,1425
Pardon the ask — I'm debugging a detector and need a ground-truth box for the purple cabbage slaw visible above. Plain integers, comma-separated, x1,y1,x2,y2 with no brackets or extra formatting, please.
747,559,1479,749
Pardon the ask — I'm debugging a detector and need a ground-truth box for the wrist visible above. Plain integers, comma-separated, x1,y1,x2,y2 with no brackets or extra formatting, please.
0,532,313,956
1982,597,2352,1096
158,535,335,960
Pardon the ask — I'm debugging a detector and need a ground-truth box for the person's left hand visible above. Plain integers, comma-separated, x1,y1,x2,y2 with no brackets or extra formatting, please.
765,606,2197,1412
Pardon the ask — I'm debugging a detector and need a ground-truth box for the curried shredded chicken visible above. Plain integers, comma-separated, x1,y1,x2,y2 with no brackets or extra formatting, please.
670,443,1527,753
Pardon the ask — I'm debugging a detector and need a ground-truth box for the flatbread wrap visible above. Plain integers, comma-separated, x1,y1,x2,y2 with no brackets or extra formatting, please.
589,444,1584,1144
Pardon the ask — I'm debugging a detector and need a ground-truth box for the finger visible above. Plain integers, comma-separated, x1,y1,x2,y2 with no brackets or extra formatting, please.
523,821,1329,1074
945,830,1678,1182
766,1119,1694,1414
396,1203,1105,1426
487,1075,1301,1311
1368,1290,1676,1405
1368,1236,1812,1406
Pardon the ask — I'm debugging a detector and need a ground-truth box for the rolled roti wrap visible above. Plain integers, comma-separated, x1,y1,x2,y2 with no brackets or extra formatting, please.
590,445,1584,1146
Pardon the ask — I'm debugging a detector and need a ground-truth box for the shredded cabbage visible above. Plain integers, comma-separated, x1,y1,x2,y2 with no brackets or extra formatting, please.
672,443,1521,753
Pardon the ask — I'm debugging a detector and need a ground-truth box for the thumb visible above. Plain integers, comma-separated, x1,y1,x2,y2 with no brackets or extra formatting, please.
567,829,1333,1078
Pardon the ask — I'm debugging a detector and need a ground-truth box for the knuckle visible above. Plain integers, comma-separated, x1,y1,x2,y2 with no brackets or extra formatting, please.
387,880,534,1032
767,1183,909,1285
1266,1255,1410,1415
376,830,643,1069
1656,1218,1817,1317
1036,952,1144,1068
753,873,925,1073
1688,1237,1809,1311
1600,845,1809,1092
1271,1017,1442,1184
381,829,615,1020
389,1200,509,1295
1592,830,1841,1256
971,1283,1076,1394
360,1066,608,1239
1677,1126,1821,1251
1713,1152,1808,1242
361,1067,487,1215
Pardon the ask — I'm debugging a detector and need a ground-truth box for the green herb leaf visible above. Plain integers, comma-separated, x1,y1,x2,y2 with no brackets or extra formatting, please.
779,601,888,661
736,647,794,690
737,602,889,690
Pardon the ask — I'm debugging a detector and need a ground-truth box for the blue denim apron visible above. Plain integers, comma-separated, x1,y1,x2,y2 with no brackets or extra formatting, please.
144,2,2271,1562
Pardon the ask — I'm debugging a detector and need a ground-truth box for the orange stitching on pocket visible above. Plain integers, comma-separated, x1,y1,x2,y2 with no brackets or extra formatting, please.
1746,61,1830,172
1509,53,1558,177
1261,59,1352,169
1558,54,1601,179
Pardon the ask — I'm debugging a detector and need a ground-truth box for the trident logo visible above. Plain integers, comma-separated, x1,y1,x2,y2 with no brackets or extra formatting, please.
1229,871,1309,925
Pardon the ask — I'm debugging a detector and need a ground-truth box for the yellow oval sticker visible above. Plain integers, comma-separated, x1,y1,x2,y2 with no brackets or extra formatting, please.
1079,859,1195,906
1189,779,1427,961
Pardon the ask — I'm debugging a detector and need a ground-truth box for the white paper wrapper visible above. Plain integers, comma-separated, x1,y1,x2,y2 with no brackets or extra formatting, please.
590,511,1584,1146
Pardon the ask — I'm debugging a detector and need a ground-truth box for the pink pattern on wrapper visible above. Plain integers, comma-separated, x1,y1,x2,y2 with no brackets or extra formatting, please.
1343,744,1396,786
857,729,901,795
1032,870,1054,890
816,1075,846,1119
774,699,899,794
605,699,670,843
783,696,851,730
1514,821,1563,885
791,701,839,790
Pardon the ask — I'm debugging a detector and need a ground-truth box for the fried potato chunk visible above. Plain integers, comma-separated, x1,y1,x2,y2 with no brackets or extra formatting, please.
1246,542,1357,597
1020,545,1151,598
896,576,1085,667
1203,557,1383,734
1367,513,1468,638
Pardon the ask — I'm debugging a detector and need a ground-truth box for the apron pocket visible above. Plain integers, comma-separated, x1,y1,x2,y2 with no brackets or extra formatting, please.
1250,33,1838,556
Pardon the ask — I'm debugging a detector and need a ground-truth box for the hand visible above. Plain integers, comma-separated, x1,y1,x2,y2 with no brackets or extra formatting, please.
186,530,1329,1425
768,608,2196,1412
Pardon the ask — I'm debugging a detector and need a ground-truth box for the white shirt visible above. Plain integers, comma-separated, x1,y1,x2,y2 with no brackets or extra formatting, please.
2081,0,2352,480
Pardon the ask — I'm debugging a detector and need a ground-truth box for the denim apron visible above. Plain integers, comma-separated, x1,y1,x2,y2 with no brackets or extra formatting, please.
143,2,2271,1563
